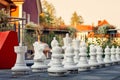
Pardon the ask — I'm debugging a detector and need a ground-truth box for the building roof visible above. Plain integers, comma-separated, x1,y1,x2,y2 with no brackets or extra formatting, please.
0,0,24,7
0,0,16,9
116,33,120,37
0,0,10,6
76,24,93,32
98,19,109,26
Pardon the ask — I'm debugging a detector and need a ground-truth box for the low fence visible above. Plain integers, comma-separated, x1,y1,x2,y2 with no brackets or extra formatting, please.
0,23,16,31
24,28,69,50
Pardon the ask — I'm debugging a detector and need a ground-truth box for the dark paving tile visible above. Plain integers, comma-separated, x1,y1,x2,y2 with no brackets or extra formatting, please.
0,65,120,80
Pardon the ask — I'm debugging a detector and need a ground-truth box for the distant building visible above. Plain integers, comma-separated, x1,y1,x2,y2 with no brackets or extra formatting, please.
0,0,17,15
0,0,42,24
75,24,93,41
74,19,118,41
98,19,109,26
23,0,42,24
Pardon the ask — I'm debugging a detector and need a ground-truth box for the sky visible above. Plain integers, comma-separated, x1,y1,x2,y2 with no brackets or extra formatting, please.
43,0,120,28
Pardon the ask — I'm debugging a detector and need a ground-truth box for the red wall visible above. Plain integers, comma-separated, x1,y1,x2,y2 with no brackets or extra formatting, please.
0,31,18,69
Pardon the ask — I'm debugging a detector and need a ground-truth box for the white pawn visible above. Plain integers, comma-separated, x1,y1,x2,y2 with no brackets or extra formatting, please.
31,42,48,72
104,46,112,66
88,44,99,69
73,38,80,63
64,44,78,74
11,43,31,75
111,46,117,65
48,37,58,67
116,46,120,63
77,46,90,71
96,46,104,67
48,43,67,76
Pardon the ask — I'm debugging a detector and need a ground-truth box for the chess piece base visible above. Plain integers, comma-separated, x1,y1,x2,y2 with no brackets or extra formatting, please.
48,67,67,76
11,66,31,75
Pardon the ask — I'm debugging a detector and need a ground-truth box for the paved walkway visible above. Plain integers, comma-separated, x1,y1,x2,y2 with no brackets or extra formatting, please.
0,65,120,80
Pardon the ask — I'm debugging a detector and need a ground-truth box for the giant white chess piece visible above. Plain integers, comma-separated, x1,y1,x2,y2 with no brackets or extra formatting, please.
62,33,72,50
48,37,58,67
104,46,112,66
96,46,105,67
80,41,87,47
116,46,120,64
31,41,48,72
73,38,80,63
88,44,99,69
80,41,89,61
48,43,67,76
11,43,31,74
64,44,78,73
62,33,72,64
111,46,117,65
51,37,58,48
77,45,90,71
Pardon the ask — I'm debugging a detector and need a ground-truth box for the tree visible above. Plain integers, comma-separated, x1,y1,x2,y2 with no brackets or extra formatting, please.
71,11,84,26
97,24,109,34
40,0,65,28
42,0,55,17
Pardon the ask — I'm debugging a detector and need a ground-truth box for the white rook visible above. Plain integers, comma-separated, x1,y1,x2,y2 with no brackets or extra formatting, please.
11,43,30,75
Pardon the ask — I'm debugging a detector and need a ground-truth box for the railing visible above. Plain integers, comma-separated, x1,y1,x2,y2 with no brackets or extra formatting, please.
0,17,70,50
24,28,69,50
0,17,26,43
0,23,16,31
